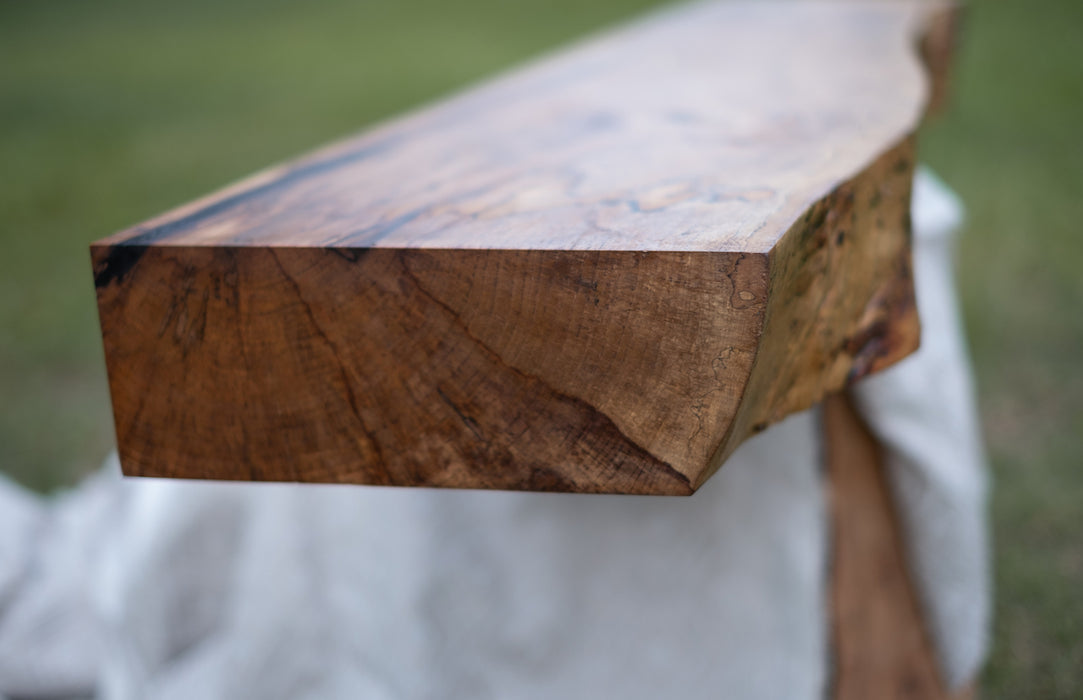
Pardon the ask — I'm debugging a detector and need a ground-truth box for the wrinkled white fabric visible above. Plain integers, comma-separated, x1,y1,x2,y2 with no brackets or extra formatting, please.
4,415,827,700
0,169,987,700
0,469,116,697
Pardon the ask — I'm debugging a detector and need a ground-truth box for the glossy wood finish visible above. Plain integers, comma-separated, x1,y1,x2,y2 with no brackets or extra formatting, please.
92,0,952,493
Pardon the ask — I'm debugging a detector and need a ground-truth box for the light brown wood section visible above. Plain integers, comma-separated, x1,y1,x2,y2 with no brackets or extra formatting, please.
92,1,954,493
826,393,972,700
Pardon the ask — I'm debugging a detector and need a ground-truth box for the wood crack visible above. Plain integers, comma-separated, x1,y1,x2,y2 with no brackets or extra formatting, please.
395,251,692,493
267,249,392,483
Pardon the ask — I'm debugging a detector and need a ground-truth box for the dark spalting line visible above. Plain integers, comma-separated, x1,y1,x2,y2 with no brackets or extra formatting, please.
570,401,695,495
321,175,539,249
393,251,693,494
266,250,395,485
93,244,147,288
523,465,579,493
324,207,430,249
326,247,371,263
435,387,487,443
115,135,403,247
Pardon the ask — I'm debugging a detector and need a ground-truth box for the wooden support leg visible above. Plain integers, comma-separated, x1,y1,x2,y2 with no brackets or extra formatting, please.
825,393,973,700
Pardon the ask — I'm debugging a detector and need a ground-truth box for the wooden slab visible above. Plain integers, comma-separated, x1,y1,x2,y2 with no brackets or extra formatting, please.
92,0,953,494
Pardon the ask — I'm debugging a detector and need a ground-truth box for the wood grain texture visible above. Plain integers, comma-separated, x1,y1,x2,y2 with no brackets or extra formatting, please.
92,0,954,493
826,393,973,700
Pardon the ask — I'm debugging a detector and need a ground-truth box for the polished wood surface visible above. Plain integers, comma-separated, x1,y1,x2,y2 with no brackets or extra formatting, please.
93,1,952,493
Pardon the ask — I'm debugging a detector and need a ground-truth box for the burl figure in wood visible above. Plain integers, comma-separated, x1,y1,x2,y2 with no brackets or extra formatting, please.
92,1,953,494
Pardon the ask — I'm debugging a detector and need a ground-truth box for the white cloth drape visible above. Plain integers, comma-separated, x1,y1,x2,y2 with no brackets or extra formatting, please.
0,168,988,699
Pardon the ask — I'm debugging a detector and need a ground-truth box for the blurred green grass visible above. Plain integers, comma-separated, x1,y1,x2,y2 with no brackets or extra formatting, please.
1,0,1080,695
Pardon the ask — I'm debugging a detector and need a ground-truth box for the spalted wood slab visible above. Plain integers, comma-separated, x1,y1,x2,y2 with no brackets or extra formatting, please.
92,0,952,494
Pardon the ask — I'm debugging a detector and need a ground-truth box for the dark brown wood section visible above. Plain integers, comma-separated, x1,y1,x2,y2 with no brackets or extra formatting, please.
826,393,974,700
92,1,955,493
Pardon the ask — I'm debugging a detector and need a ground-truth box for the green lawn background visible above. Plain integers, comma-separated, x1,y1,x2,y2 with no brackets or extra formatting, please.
1,0,1080,695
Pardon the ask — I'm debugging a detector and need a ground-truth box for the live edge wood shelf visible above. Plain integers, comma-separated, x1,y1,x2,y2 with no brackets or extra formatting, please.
92,0,955,495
